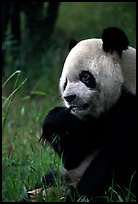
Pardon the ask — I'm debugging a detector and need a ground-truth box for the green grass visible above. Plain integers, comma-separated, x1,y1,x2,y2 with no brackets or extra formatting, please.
2,70,61,202
2,2,136,202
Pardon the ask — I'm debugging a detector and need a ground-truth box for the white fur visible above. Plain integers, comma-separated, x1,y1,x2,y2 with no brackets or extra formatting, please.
60,39,136,119
121,47,136,94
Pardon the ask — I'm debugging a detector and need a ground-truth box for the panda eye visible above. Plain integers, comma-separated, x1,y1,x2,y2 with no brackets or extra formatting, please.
79,71,96,89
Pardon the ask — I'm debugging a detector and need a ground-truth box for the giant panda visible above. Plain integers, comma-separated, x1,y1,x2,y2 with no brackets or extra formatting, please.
40,27,136,202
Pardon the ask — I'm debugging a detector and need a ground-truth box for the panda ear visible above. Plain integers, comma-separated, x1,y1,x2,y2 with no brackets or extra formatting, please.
101,27,129,56
69,39,78,51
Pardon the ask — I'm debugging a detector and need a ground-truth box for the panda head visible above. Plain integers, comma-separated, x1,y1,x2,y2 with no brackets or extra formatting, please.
59,27,130,120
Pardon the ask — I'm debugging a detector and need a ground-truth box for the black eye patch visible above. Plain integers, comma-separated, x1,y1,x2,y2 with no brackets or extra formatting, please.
63,78,67,91
79,70,96,89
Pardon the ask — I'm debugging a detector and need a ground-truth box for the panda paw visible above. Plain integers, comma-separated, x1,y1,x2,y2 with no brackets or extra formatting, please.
40,107,74,144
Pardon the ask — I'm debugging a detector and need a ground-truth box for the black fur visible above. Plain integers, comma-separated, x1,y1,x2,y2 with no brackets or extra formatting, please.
40,89,136,201
79,70,96,89
69,39,78,51
102,27,129,56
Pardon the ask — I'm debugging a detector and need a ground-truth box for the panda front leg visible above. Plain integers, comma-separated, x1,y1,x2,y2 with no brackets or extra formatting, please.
40,107,113,202
66,150,113,202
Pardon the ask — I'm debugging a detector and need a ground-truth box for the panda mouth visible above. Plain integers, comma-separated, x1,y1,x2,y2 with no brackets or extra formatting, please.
69,104,89,112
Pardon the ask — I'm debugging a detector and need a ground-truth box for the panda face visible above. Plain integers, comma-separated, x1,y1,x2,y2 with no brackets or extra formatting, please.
60,38,124,120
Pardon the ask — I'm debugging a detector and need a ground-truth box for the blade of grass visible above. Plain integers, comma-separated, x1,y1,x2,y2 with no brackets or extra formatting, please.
125,171,136,202
2,77,27,108
2,70,21,88
2,70,27,129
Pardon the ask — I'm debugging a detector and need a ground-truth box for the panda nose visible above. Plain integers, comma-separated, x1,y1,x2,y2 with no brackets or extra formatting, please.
64,94,77,103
